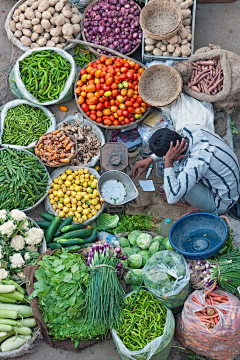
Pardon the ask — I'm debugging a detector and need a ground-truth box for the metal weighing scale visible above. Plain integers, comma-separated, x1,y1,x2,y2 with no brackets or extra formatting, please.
100,143,129,172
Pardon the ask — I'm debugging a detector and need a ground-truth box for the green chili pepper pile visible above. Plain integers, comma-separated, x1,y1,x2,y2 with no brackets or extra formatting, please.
19,50,71,103
0,147,50,211
74,45,96,67
2,104,52,146
116,290,167,351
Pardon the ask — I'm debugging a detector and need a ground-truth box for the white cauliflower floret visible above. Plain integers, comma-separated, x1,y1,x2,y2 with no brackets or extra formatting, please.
0,268,8,280
10,209,27,222
16,271,25,280
26,245,38,252
24,252,30,261
10,254,25,269
0,210,7,221
21,220,29,230
10,235,25,251
25,228,44,246
0,221,16,237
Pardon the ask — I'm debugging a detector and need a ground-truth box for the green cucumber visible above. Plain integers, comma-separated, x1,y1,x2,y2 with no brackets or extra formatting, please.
54,217,73,238
35,221,50,230
65,245,82,251
45,216,61,244
83,229,98,243
57,239,85,246
48,243,62,250
61,224,84,233
55,228,92,240
40,212,56,222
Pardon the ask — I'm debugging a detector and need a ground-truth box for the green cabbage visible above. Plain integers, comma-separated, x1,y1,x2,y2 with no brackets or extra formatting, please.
163,237,174,251
124,269,143,286
96,213,119,230
136,233,152,250
128,254,142,269
128,230,142,246
118,237,130,248
122,247,135,257
149,240,160,255
153,235,165,243
137,250,150,266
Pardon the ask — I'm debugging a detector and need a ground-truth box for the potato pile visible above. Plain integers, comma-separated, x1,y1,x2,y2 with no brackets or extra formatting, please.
145,0,193,58
9,0,82,49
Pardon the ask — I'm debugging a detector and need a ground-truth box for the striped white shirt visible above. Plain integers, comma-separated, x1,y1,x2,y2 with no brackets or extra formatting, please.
152,124,240,212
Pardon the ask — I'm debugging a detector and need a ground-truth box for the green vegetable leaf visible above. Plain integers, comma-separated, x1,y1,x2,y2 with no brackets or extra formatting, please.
96,213,119,230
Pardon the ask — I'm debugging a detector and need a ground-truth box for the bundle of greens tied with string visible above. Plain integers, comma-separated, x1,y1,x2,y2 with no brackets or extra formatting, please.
74,45,96,67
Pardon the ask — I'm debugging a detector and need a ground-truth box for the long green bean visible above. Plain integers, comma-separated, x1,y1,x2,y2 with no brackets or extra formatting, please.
2,104,51,146
116,290,167,351
0,147,49,211
19,50,71,103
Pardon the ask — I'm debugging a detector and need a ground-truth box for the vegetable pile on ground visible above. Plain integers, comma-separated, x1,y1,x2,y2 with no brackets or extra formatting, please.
58,121,102,166
188,248,240,294
119,231,173,288
10,0,81,49
84,243,124,331
29,250,105,345
83,0,142,55
0,147,50,211
187,57,224,94
2,104,51,147
48,168,103,223
76,56,150,126
19,50,71,102
0,281,37,352
111,213,153,233
35,130,75,166
0,209,45,281
114,290,167,351
37,211,98,250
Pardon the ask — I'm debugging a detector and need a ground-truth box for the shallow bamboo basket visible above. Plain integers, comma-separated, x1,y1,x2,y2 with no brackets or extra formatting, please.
138,65,182,107
140,0,182,40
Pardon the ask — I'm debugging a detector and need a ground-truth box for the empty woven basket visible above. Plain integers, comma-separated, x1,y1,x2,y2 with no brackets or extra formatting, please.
138,65,182,107
140,0,182,40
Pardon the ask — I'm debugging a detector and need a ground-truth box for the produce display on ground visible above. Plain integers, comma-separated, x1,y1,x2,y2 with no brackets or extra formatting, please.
19,50,72,102
0,147,50,211
75,56,150,126
1,104,52,147
8,0,81,49
74,44,97,67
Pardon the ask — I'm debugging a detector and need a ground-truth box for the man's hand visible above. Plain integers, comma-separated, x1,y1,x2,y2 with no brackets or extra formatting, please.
165,139,188,168
132,157,153,177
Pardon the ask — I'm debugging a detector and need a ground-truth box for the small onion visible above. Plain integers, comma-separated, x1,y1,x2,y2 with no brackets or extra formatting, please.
115,247,121,254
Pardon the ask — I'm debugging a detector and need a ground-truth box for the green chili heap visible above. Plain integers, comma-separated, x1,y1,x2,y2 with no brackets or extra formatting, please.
19,50,71,103
116,290,167,351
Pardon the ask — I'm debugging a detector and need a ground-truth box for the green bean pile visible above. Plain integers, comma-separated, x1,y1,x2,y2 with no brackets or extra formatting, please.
2,104,51,146
116,290,167,351
19,50,71,103
0,147,50,211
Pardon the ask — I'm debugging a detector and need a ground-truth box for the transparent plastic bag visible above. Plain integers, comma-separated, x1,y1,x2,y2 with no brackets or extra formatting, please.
111,291,175,360
0,99,56,150
137,111,173,144
143,251,190,309
9,47,76,106
176,289,240,360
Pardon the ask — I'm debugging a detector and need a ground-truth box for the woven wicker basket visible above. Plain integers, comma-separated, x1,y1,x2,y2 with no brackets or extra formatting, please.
75,57,151,130
138,65,182,107
81,0,141,57
140,0,182,40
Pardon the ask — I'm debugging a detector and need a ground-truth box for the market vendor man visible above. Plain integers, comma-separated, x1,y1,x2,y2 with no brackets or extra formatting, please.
133,124,240,216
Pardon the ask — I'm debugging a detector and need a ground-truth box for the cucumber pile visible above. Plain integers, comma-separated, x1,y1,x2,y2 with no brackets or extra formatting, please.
36,212,98,251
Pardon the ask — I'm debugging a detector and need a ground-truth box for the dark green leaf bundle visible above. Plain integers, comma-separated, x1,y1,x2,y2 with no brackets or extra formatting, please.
113,213,153,234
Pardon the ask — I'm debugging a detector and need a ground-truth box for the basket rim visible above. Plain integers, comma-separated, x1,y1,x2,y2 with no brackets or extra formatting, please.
140,0,182,38
81,0,141,58
138,64,183,107
75,56,152,130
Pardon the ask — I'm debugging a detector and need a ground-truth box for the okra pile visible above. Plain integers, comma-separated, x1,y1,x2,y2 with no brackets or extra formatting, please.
19,50,71,103
0,147,50,211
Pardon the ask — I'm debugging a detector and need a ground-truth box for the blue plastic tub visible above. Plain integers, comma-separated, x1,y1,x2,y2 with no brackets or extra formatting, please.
169,213,228,260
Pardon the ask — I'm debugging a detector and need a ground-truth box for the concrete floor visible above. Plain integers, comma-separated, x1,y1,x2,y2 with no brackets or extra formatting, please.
1,0,240,359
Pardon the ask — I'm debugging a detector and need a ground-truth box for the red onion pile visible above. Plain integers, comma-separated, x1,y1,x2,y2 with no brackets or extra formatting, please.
83,0,142,55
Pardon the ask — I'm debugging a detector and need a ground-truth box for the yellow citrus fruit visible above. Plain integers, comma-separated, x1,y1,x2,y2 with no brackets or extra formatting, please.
53,178,59,184
91,209,97,216
58,203,63,209
90,174,95,180
73,217,78,223
61,173,67,180
94,165,100,171
82,215,87,221
78,218,84,224
95,204,101,210
65,180,71,187
52,204,58,210
83,168,89,174
78,169,84,175
49,194,54,200
66,169,72,175
59,211,65,218
63,206,69,213
50,199,55,205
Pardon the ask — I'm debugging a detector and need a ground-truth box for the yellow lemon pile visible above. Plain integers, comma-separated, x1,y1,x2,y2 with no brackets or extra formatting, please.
48,168,103,223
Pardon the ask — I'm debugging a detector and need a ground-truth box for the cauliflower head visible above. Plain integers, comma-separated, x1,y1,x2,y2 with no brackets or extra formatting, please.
10,235,25,251
0,221,16,238
10,254,25,269
10,209,27,222
25,228,44,246
0,268,8,281
0,210,7,221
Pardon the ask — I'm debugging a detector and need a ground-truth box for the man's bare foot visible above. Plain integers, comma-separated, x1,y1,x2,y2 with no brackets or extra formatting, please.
178,205,201,219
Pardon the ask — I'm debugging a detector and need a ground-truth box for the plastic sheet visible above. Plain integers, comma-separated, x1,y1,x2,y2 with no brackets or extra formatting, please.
143,251,190,308
176,289,240,360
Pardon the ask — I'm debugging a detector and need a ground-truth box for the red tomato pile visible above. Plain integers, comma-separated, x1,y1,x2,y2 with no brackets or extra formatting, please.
75,56,150,126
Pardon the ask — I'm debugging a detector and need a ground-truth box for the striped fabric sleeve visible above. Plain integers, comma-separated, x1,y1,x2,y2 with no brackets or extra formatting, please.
163,167,197,204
